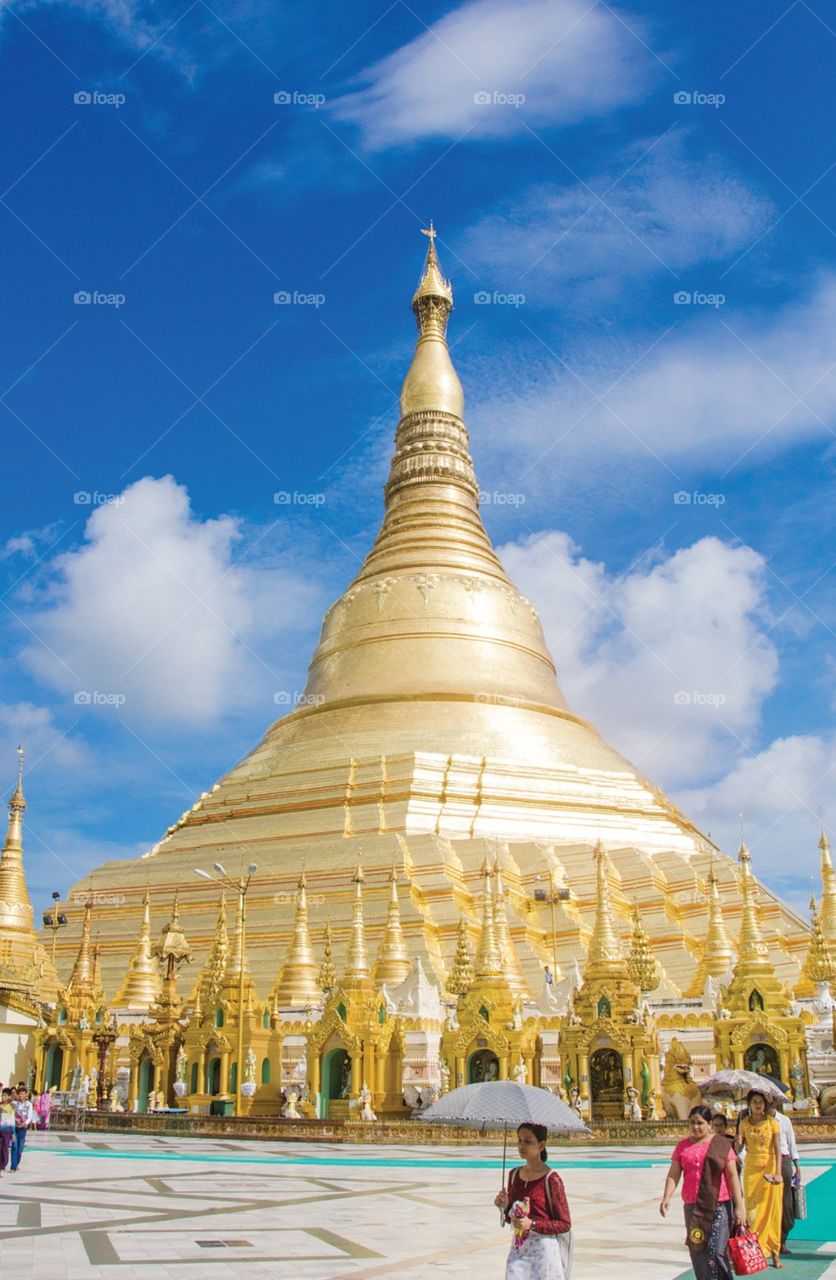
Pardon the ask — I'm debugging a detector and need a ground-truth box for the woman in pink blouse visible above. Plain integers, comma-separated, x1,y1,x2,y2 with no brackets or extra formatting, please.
660,1104,746,1280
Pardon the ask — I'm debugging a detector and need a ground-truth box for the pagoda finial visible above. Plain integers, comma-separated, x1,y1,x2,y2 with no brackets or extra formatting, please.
198,892,229,1018
474,860,502,979
398,223,462,421
319,920,337,993
702,856,736,978
113,888,162,1011
373,863,412,985
737,839,768,961
627,903,661,993
67,896,95,993
0,745,35,940
447,916,475,996
818,825,836,946
272,867,322,1007
343,857,370,982
155,889,193,984
492,846,528,996
585,842,624,972
803,895,834,985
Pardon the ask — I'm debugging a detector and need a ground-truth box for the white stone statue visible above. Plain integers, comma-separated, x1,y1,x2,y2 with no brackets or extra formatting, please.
569,1086,582,1118
358,1081,376,1122
439,1060,451,1095
109,1085,124,1113
79,1073,90,1106
626,1085,642,1121
175,1045,187,1084
244,1047,257,1085
283,1090,301,1119
512,1057,527,1085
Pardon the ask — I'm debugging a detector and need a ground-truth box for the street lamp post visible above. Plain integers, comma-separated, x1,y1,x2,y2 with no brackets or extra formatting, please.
195,860,257,1118
533,864,570,983
42,891,68,967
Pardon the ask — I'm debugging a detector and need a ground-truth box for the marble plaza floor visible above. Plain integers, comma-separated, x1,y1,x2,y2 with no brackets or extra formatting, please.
0,1133,835,1280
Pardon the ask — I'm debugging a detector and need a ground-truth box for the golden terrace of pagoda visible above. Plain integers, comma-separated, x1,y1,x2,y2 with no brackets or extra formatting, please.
1,231,834,1121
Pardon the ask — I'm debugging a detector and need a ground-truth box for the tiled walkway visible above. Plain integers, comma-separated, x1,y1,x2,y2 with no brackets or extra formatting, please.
0,1133,834,1279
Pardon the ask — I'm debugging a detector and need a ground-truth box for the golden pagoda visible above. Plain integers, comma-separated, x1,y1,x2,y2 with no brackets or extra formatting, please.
446,917,475,996
819,827,836,947
714,842,808,1095
113,890,161,1013
802,897,834,988
0,748,57,1002
688,856,736,996
58,230,813,1035
561,843,660,1120
271,871,322,1008
627,905,661,994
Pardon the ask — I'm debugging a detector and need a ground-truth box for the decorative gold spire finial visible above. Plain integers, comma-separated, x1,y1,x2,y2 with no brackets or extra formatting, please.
344,858,370,982
585,841,624,972
155,889,193,983
447,916,475,996
0,746,35,942
474,860,502,979
373,863,412,985
113,889,162,1011
803,895,834,985
492,847,527,996
399,223,462,420
736,838,768,961
627,903,661,992
819,824,836,945
319,919,337,993
199,892,229,1017
272,867,322,1006
702,856,736,978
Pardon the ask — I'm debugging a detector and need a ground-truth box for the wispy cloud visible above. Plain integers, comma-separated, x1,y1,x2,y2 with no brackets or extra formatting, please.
333,0,658,149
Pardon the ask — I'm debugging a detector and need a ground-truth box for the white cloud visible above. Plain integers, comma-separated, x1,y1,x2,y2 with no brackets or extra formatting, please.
470,274,836,485
19,476,327,726
677,734,836,893
499,530,778,787
333,0,655,149
459,135,773,301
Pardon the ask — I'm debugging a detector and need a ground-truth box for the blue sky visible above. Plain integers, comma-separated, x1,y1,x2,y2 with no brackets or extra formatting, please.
1,0,834,917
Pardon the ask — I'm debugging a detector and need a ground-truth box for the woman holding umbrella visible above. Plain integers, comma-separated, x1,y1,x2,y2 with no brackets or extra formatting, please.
659,1104,746,1279
494,1123,572,1278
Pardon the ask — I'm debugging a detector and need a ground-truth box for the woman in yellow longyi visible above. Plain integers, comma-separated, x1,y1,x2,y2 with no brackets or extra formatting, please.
736,1089,784,1268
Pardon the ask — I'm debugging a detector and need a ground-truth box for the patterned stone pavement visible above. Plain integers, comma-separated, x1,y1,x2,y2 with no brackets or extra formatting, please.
0,1133,834,1279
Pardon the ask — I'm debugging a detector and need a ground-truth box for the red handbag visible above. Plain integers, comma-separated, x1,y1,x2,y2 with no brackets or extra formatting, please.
727,1226,768,1275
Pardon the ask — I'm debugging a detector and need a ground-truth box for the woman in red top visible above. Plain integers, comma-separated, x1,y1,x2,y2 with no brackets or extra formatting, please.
660,1104,746,1280
494,1123,572,1279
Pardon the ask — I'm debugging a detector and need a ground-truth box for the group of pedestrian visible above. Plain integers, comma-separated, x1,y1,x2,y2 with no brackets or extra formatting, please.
0,1082,36,1174
660,1090,801,1275
490,1089,801,1280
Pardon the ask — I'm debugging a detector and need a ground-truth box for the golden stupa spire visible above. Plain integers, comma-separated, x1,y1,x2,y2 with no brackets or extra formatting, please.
398,222,462,422
319,920,337,992
155,888,193,984
447,916,475,996
273,869,323,1006
474,860,502,979
585,842,624,973
198,892,229,1018
0,746,35,940
803,895,834,985
373,863,412,985
736,840,768,962
343,858,370,982
114,889,162,1010
66,896,95,993
702,856,736,977
492,850,528,996
627,904,661,992
819,825,836,946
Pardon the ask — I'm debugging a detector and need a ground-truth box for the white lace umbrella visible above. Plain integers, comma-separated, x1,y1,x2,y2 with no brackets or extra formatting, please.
423,1081,589,1182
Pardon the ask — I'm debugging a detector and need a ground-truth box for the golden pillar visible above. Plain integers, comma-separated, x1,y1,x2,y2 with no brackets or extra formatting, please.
350,1052,361,1097
220,1051,230,1095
